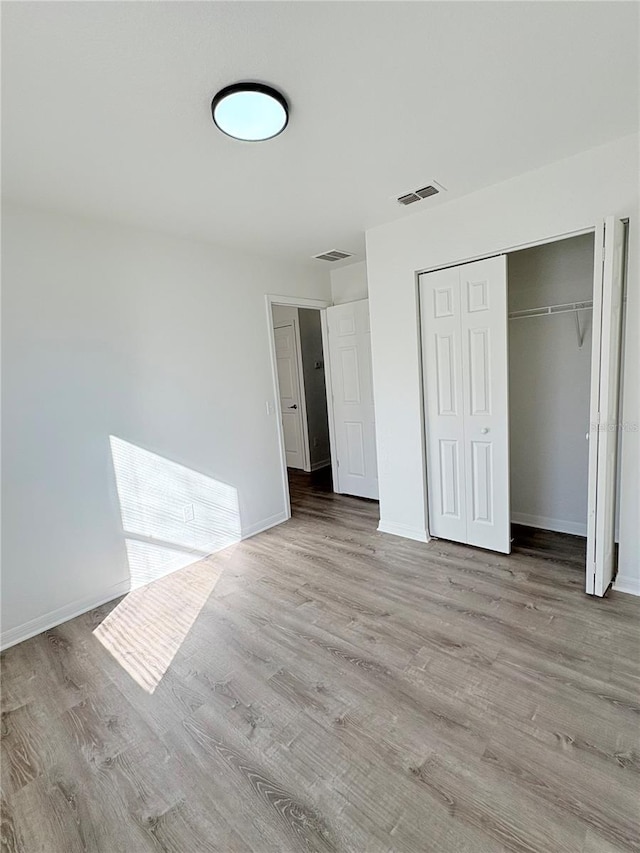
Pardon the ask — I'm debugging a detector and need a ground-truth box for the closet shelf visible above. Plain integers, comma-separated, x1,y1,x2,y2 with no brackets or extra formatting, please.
508,300,593,320
508,300,593,349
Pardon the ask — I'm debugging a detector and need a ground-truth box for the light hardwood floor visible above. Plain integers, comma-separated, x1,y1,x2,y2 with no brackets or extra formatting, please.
2,471,639,852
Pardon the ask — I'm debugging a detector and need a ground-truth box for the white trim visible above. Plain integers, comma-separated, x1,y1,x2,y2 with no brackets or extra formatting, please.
414,273,433,545
0,579,131,651
511,512,587,538
1,510,291,651
292,317,312,472
320,310,340,494
274,317,311,472
415,227,595,278
310,459,331,472
266,298,293,520
377,520,430,543
241,510,289,540
265,294,334,513
267,294,331,310
586,219,606,593
612,576,640,597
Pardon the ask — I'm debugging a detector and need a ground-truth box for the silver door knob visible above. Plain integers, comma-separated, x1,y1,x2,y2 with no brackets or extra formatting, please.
480,427,489,434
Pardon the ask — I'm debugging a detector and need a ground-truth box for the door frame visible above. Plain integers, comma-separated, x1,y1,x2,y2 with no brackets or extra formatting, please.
273,317,311,473
416,226,597,549
265,294,336,520
417,220,628,590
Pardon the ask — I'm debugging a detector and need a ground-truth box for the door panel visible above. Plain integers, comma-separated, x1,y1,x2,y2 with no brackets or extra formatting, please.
468,328,490,415
439,439,462,518
420,266,467,543
275,323,306,470
460,257,510,552
420,256,510,553
345,421,366,476
327,300,379,499
282,413,302,456
435,333,457,415
587,217,625,596
339,347,361,403
471,441,493,523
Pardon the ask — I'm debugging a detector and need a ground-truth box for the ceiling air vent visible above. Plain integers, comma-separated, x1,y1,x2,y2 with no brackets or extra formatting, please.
396,180,446,206
313,249,354,262
416,185,439,199
397,192,421,206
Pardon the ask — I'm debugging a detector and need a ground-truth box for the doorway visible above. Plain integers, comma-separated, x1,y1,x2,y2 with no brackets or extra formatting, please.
272,304,332,475
508,234,594,529
508,233,594,574
266,294,380,519
418,218,626,597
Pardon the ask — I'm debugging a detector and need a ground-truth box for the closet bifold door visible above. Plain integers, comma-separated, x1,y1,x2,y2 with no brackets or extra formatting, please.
420,255,510,554
586,217,626,596
420,266,467,545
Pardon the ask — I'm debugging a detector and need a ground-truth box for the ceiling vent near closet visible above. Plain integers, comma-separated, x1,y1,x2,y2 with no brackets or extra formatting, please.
397,192,421,206
313,249,354,262
396,181,446,206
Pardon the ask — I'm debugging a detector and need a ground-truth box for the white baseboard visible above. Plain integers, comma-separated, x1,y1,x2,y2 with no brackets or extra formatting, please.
241,510,289,540
1,510,290,652
511,512,587,538
0,579,132,651
310,459,331,472
613,576,640,597
377,520,430,543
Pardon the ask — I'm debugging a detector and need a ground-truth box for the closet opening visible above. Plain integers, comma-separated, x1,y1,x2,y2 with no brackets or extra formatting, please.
507,233,595,572
418,217,626,596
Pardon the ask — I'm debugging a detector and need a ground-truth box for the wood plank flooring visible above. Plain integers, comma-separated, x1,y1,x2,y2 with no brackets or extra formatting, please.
2,471,639,852
510,524,587,570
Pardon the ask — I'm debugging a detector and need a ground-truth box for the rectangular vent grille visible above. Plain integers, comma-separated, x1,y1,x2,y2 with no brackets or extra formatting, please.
313,249,354,262
398,193,421,206
396,181,444,206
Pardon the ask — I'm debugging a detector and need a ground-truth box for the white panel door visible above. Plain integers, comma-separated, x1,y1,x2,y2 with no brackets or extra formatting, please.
419,266,467,543
275,323,306,470
586,217,625,596
460,257,510,552
420,256,510,553
327,300,379,499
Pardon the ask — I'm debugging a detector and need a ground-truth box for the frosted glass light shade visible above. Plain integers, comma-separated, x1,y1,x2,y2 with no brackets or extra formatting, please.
211,83,288,142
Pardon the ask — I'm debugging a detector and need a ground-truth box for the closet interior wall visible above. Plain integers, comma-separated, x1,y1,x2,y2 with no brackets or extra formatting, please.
508,233,595,537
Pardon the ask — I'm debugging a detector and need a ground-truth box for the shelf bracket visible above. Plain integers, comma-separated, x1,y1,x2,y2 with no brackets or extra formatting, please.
574,308,585,349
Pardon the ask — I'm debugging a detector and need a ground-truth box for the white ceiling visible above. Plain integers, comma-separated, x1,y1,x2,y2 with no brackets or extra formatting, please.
2,2,638,266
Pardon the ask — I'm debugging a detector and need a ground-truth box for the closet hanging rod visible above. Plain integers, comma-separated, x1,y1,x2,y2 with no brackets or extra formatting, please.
508,300,593,320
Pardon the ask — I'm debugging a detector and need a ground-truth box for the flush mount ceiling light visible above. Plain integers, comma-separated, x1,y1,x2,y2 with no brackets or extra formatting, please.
211,83,289,141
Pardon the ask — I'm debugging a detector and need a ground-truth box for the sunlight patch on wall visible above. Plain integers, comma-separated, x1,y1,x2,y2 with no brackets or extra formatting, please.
109,435,241,589
94,558,222,692
97,436,242,691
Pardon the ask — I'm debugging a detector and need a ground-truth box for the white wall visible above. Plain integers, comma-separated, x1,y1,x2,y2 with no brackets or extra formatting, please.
508,234,594,536
1,202,331,646
366,134,639,594
330,261,368,305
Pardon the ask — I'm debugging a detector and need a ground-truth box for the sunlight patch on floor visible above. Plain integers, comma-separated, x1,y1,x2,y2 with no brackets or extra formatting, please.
94,558,222,692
